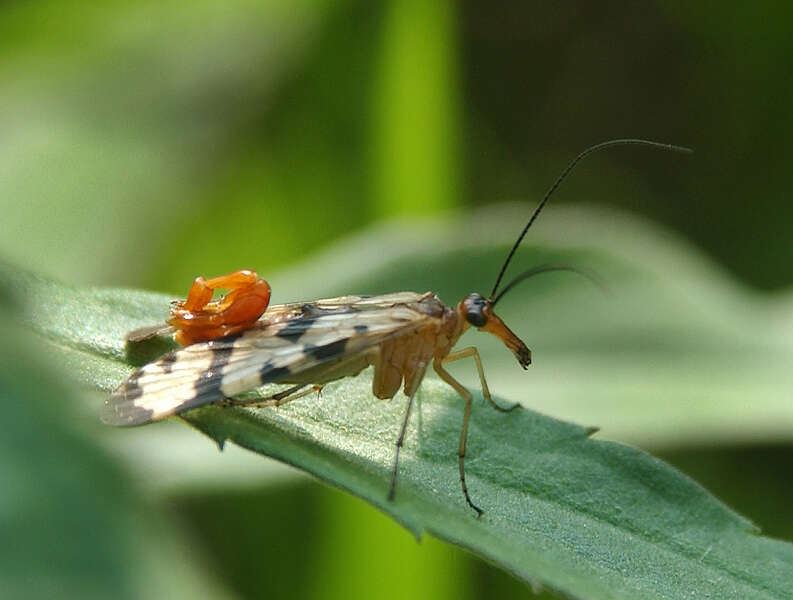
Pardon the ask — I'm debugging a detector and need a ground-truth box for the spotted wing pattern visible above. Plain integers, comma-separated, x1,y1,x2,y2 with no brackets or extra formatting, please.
102,292,443,426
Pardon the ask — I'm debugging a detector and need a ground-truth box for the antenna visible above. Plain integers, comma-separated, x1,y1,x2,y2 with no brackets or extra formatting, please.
490,264,605,307
488,139,692,301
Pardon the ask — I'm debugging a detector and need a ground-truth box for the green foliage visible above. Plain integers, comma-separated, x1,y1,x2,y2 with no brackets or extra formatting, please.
4,207,793,599
0,316,233,600
3,2,793,598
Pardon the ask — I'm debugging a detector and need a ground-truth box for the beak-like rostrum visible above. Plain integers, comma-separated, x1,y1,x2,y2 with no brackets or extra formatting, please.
460,292,531,369
480,306,531,369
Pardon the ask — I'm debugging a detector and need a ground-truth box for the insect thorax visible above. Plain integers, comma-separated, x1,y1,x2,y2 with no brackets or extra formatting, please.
370,293,460,400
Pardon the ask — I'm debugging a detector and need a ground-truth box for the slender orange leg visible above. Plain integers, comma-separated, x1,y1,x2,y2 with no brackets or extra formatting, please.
388,360,428,502
432,348,520,515
388,388,418,502
433,357,483,517
443,347,520,412
223,384,323,408
167,270,271,345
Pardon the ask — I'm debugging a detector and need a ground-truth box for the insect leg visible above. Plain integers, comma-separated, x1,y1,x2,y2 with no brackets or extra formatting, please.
443,347,520,412
224,384,321,409
388,389,418,502
433,358,483,517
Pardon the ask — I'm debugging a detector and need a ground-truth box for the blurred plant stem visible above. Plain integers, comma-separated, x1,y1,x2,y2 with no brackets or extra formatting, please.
309,487,468,600
371,0,461,217
322,2,464,597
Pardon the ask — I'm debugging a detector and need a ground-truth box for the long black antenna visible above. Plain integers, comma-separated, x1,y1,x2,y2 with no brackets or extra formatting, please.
491,264,605,307
488,139,692,300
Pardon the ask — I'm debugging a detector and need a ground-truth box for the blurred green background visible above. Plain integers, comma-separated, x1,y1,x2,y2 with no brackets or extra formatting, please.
2,1,792,599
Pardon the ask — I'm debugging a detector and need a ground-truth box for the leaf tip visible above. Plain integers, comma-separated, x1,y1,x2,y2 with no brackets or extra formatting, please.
186,414,229,450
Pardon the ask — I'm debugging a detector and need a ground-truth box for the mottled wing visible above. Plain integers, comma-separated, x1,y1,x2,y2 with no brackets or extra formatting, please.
125,323,176,343
102,292,440,426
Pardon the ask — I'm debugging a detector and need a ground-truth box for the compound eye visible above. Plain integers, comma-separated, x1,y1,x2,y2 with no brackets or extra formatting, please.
466,307,487,328
463,293,488,328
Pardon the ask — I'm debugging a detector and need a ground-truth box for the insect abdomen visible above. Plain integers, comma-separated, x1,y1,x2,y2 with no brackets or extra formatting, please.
371,324,438,399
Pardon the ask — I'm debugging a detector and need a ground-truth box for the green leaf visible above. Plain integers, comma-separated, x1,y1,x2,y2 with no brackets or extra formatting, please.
4,206,793,599
0,314,234,600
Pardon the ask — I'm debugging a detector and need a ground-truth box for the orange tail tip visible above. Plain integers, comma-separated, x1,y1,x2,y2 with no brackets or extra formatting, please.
167,270,271,346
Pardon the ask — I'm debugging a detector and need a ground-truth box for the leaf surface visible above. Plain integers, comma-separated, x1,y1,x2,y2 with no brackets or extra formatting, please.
4,207,793,599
